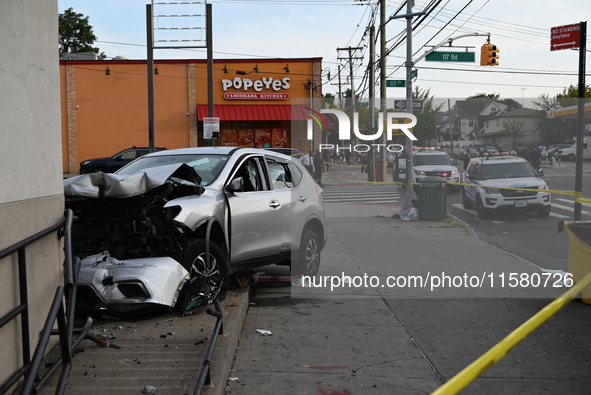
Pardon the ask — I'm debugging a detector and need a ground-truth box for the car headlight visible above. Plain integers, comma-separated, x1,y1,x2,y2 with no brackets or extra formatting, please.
415,171,426,175
484,187,500,194
81,160,91,165
451,170,458,175
539,184,549,190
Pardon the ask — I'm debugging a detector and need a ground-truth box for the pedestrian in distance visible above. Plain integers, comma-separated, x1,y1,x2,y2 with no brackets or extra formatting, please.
530,146,542,171
361,153,368,173
313,151,324,187
300,152,314,175
463,148,471,170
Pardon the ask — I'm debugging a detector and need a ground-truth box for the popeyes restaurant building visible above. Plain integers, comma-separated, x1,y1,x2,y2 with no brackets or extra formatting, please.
59,57,322,174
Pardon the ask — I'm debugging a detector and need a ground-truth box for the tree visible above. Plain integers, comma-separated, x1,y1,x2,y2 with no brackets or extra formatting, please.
467,93,500,100
59,7,105,58
532,93,576,145
411,87,443,145
500,118,528,146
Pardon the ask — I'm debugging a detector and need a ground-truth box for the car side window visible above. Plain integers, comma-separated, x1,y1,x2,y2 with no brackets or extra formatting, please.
267,161,294,189
236,157,263,192
120,150,138,160
288,162,303,187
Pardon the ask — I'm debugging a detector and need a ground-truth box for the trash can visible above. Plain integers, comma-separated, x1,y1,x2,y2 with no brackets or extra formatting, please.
418,176,447,220
562,221,591,304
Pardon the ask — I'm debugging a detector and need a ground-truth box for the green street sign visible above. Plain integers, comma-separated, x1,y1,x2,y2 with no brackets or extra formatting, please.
386,79,405,88
411,69,418,79
357,102,369,107
425,51,475,62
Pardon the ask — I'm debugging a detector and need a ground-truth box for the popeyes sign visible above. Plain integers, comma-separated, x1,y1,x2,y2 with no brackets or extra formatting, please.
221,77,291,100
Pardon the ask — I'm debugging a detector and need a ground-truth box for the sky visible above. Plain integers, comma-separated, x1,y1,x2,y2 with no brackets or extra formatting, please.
57,0,590,106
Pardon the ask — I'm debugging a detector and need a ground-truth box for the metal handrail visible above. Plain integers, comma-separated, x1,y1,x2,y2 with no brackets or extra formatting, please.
194,299,224,395
0,209,93,395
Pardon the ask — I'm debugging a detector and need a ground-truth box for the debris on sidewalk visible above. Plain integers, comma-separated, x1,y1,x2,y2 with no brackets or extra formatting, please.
256,329,273,336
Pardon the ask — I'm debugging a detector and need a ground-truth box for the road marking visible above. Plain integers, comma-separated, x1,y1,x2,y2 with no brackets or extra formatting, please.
549,212,571,219
555,198,591,208
550,202,591,216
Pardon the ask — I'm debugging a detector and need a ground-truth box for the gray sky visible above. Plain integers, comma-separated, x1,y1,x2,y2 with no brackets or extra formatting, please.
58,0,590,103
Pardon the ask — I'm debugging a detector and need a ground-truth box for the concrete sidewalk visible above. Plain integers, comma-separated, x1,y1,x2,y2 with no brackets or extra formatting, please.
226,165,591,395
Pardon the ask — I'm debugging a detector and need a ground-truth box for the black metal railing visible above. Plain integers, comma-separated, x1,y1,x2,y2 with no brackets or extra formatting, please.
193,299,224,395
0,209,93,395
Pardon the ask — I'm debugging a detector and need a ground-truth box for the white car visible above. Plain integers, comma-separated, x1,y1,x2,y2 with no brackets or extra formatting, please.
461,156,551,220
65,147,326,315
412,150,461,193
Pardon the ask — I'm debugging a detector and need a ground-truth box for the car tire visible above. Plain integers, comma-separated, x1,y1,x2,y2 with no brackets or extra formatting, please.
568,153,576,161
462,188,473,209
476,195,491,220
179,239,229,312
293,229,321,277
537,206,551,218
92,166,109,173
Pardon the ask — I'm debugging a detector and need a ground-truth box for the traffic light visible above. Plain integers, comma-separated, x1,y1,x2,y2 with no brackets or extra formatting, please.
480,43,500,66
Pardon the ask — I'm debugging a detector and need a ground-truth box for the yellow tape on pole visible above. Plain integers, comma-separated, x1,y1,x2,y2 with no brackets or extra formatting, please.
431,271,591,395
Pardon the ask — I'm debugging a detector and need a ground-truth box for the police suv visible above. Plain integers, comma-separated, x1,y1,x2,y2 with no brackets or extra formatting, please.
412,148,461,193
461,155,551,220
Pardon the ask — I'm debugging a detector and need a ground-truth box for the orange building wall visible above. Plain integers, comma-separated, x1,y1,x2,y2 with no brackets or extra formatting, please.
60,58,322,174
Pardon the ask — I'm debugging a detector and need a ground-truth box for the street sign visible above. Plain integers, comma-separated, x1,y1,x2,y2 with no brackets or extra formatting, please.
551,23,581,51
386,79,405,88
425,51,475,62
203,117,220,139
411,69,418,79
357,102,369,107
394,100,423,111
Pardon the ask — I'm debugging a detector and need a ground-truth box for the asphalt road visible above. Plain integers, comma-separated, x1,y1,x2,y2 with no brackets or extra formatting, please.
448,159,591,270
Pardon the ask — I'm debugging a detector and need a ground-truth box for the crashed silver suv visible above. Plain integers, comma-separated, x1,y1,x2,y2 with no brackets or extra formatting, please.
65,147,326,315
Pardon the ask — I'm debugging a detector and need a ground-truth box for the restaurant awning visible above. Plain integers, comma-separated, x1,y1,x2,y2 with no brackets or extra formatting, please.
197,105,310,121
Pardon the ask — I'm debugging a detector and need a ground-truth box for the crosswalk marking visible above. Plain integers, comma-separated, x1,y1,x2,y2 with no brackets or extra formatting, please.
451,200,586,222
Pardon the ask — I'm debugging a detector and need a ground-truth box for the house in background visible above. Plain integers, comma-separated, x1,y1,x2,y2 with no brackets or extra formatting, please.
480,107,540,147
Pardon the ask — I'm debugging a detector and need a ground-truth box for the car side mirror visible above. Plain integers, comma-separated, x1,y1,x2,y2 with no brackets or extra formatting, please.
225,177,244,194
115,155,124,161
537,168,545,177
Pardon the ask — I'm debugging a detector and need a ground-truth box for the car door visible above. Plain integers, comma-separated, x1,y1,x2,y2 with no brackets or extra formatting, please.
226,156,281,262
464,162,479,202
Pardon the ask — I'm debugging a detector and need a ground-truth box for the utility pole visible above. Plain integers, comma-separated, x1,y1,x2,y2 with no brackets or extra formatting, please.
379,0,387,183
337,46,364,148
367,26,376,181
331,65,345,108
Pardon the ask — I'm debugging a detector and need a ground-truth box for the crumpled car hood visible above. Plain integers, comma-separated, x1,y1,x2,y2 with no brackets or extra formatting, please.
64,163,202,199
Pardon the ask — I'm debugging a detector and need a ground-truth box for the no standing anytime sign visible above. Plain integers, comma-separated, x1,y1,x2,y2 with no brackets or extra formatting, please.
551,23,581,51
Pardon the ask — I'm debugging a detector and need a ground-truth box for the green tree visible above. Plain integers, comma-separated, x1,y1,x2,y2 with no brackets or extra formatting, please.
467,93,500,100
59,7,105,58
411,87,443,145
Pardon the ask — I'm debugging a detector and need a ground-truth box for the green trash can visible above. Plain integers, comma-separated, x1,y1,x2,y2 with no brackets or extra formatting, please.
418,176,447,220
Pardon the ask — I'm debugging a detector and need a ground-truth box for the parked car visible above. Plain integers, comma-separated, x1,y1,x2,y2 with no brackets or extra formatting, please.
462,155,551,220
265,147,303,159
65,147,327,315
79,146,166,174
411,149,461,193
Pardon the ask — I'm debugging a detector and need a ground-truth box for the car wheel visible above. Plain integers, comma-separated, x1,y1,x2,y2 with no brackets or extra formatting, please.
294,229,321,277
178,239,229,313
92,166,109,173
476,195,491,220
537,206,551,218
462,188,473,209
568,153,576,161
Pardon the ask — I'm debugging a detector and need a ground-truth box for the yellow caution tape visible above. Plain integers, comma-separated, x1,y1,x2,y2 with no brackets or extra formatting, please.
430,271,591,395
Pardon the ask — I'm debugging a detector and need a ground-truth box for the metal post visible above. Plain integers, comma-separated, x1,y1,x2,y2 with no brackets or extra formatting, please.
368,26,376,182
574,21,586,221
206,3,215,146
146,4,155,153
402,0,416,209
379,0,387,183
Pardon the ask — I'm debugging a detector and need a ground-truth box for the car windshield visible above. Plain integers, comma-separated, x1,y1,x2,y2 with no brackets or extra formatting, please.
481,162,536,180
116,154,229,186
414,154,453,166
